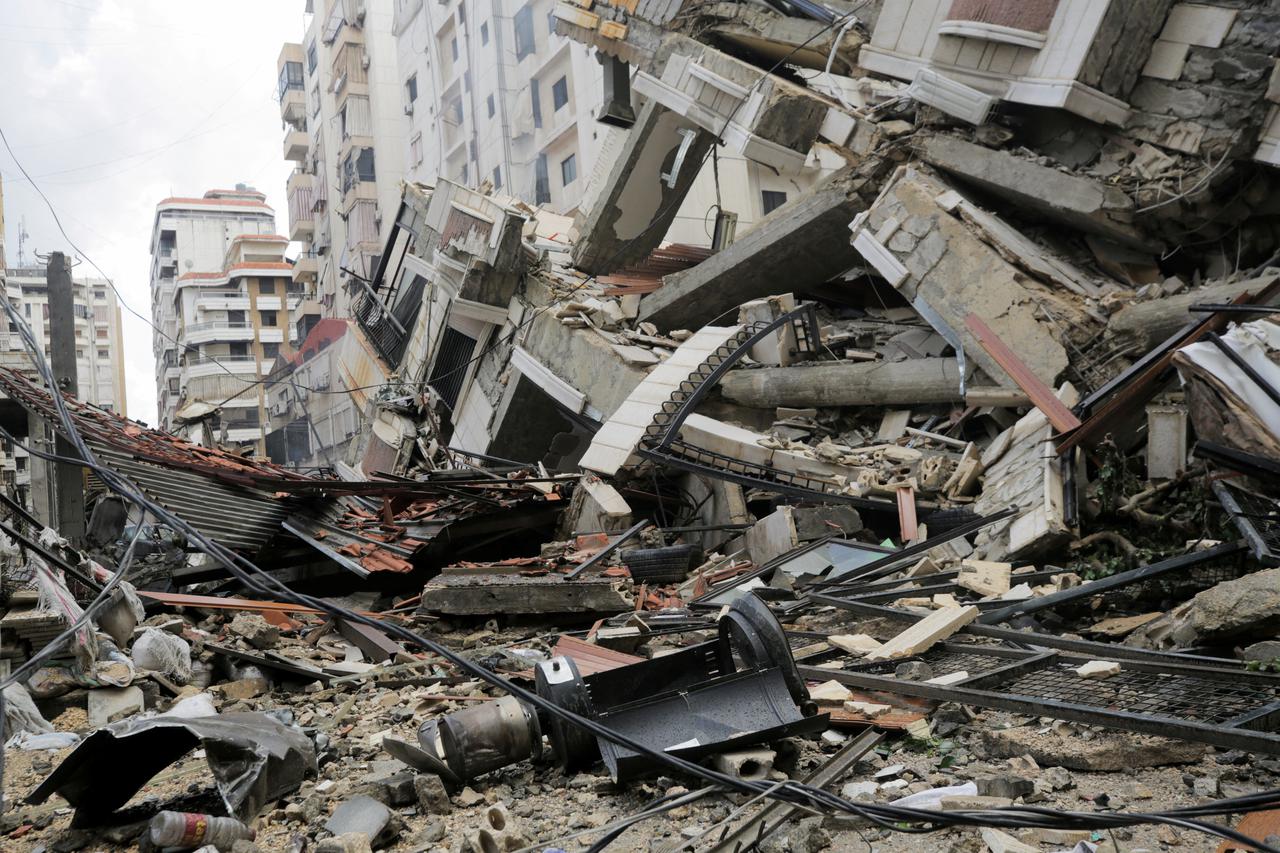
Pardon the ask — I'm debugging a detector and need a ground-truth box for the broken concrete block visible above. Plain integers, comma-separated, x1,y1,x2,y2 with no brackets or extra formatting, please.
842,700,892,718
849,167,1100,388
956,560,1012,598
710,748,775,780
841,780,879,800
227,613,279,650
1075,660,1122,680
867,606,978,661
414,774,452,815
876,410,911,441
315,835,374,853
1000,583,1034,601
906,557,940,578
325,796,397,846
809,680,854,704
925,670,969,686
88,686,145,727
979,827,1039,853
828,634,882,656
931,593,960,608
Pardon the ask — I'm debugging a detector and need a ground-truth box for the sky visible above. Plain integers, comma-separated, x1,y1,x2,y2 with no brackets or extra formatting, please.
0,0,304,425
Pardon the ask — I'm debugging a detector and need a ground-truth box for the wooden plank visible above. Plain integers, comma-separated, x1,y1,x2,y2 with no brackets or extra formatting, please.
965,313,1082,433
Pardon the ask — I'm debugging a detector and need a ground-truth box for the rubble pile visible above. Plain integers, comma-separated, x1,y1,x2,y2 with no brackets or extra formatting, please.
10,0,1280,851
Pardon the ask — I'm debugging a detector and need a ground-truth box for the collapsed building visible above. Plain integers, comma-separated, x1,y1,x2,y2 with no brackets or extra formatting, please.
7,1,1280,851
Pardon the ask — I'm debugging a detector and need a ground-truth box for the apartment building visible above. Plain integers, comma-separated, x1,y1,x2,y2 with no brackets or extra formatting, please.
280,0,407,319
1,263,127,501
391,0,608,213
3,266,127,413
171,235,313,452
150,187,280,429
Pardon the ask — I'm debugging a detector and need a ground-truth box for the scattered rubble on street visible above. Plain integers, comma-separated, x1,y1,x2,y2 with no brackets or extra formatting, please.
9,1,1280,851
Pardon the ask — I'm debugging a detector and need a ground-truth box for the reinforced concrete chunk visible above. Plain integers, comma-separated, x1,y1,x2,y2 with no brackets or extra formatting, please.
1076,660,1122,680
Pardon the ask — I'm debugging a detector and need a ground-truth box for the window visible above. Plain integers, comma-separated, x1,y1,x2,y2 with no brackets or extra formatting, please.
410,132,423,166
228,310,246,325
457,4,465,23
464,70,471,92
75,348,84,359
548,10,557,37
23,304,30,318
259,280,276,294
551,76,568,111
451,37,459,62
530,81,542,129
481,21,489,45
306,41,318,74
761,190,788,215
535,154,550,203
261,342,281,358
229,342,249,357
405,73,418,104
260,310,278,326
95,328,108,339
486,93,495,118
97,348,109,358
94,289,106,301
460,162,469,185
493,166,502,189
278,60,304,100
560,153,577,186
514,5,535,60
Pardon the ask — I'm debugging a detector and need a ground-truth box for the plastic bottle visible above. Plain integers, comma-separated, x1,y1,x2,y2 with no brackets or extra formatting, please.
148,811,255,849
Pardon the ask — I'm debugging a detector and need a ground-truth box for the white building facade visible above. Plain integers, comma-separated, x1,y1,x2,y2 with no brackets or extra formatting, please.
148,187,282,433
281,0,408,320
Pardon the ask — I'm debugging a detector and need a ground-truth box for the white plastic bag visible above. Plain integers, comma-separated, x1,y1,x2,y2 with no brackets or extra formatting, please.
132,628,193,684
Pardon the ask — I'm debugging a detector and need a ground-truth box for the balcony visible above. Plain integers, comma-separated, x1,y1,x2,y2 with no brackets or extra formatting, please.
293,253,319,283
284,130,310,162
288,176,315,242
181,355,268,381
194,290,250,312
256,296,283,311
279,89,305,124
182,321,256,345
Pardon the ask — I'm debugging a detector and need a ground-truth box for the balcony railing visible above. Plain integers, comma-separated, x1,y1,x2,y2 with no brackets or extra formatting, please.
184,321,254,334
184,355,260,367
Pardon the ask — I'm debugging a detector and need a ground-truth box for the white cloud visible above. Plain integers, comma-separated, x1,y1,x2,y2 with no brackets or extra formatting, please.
1,0,304,425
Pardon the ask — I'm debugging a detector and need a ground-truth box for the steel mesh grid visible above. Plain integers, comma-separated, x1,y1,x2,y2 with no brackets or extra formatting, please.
1000,664,1280,727
846,648,1010,679
1228,487,1280,554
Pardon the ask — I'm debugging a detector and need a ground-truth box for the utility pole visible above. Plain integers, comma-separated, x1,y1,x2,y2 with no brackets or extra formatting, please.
44,252,86,543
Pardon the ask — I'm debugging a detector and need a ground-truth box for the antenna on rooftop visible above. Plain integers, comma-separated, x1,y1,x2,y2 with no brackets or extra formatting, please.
17,216,30,266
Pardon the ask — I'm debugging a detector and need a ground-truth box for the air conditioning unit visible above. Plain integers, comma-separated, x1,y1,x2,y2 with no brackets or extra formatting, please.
404,103,414,116
361,54,371,70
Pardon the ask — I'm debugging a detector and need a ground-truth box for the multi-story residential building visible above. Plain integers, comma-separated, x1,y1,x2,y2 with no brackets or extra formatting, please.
392,0,612,214
3,266,127,414
279,0,407,319
167,234,313,453
1,262,127,503
389,0,835,238
149,187,278,430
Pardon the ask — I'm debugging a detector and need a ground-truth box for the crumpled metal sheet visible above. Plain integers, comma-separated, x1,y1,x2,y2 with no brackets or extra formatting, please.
26,711,316,822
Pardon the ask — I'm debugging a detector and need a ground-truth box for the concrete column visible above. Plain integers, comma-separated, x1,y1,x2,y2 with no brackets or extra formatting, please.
45,252,86,543
570,100,714,275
